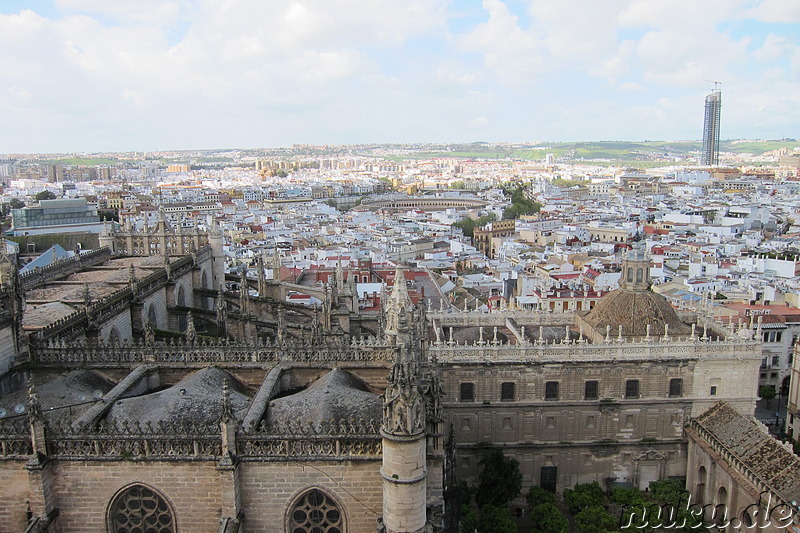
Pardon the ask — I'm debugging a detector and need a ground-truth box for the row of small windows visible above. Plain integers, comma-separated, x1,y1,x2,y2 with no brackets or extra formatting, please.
459,379,683,402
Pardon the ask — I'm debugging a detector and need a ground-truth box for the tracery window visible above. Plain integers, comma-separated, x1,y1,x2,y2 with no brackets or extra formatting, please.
147,305,158,328
288,489,343,533
108,327,120,345
108,484,175,533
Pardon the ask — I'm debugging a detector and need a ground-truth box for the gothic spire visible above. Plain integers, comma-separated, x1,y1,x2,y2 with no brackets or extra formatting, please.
384,265,413,341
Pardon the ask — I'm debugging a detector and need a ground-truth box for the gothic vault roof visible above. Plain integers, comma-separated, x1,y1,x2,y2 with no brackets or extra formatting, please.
0,369,115,419
104,367,252,426
265,369,381,427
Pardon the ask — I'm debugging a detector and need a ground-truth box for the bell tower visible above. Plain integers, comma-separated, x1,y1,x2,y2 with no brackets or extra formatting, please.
619,246,651,291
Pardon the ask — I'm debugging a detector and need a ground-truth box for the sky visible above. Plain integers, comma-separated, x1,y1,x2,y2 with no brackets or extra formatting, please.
1,0,799,153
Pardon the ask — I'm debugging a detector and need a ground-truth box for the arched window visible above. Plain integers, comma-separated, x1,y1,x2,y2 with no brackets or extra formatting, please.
715,485,728,507
627,268,633,282
176,286,188,331
201,271,212,310
108,484,175,533
714,486,729,527
288,489,343,533
108,327,120,345
695,466,706,504
636,268,643,283
147,305,158,328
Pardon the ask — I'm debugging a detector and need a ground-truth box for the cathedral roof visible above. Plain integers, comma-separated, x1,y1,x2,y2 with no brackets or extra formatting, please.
582,287,693,338
0,370,115,419
265,369,381,427
693,402,800,503
104,367,252,426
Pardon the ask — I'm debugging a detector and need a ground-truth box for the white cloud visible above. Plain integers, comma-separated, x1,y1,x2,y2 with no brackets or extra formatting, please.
753,33,796,61
468,116,489,128
1,0,800,150
634,29,750,88
528,0,626,60
618,82,644,91
746,0,800,23
619,0,748,29
457,0,543,84
54,0,187,24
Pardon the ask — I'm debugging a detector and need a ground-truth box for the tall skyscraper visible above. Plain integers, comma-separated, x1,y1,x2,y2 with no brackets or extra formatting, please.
702,90,721,166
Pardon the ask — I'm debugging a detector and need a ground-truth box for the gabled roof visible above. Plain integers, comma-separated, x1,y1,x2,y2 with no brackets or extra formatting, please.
692,402,800,504
19,244,74,274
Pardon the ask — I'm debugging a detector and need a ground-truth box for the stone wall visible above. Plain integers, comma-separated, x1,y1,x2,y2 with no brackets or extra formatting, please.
442,359,698,492
686,438,762,529
0,460,30,533
692,357,761,416
99,308,133,344
51,461,224,532
238,461,383,532
455,441,687,495
0,324,16,377
142,290,168,330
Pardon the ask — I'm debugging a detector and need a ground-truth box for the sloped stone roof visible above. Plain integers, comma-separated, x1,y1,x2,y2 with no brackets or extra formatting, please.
694,402,800,503
0,369,115,419
22,301,78,328
265,369,381,427
104,367,251,426
582,288,692,338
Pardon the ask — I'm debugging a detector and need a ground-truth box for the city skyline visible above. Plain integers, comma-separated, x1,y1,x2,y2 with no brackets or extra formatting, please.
1,0,799,153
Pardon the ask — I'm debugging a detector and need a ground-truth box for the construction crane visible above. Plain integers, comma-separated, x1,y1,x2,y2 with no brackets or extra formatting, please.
703,79,722,93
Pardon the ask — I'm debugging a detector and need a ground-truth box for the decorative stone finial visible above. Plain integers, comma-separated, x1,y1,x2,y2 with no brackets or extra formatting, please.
185,311,197,343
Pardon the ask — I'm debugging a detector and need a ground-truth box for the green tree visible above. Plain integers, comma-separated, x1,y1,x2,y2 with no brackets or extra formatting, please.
9,198,25,210
452,213,496,239
501,185,541,219
35,190,57,201
452,216,476,238
551,177,583,188
649,479,707,532
531,503,568,533
759,385,776,408
475,449,522,508
574,505,618,533
610,487,647,507
461,505,479,533
563,481,604,514
527,486,555,510
478,504,517,533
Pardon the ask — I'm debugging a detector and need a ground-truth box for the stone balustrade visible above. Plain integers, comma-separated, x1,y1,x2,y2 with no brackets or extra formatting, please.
430,335,761,364
0,415,381,461
33,336,397,366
